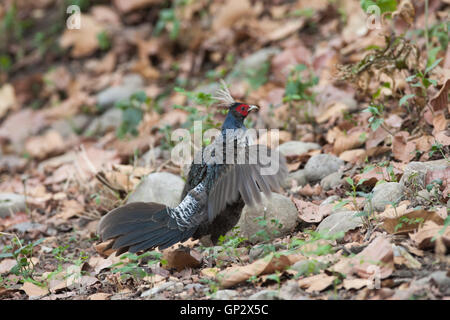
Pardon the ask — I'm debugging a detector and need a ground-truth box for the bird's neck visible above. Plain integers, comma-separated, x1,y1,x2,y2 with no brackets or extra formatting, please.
221,113,245,135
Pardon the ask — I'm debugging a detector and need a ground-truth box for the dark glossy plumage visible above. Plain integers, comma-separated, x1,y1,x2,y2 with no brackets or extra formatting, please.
97,85,287,254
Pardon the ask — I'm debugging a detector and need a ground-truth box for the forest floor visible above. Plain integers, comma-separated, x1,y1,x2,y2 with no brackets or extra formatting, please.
0,0,449,300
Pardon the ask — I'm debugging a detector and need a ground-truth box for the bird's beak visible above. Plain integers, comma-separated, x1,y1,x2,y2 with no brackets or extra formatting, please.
248,105,259,112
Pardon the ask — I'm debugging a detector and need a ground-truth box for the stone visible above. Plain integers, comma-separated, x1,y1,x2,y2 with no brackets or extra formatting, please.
126,172,185,208
276,141,321,158
320,171,343,190
213,289,238,300
185,283,205,292
84,108,122,136
400,159,448,190
368,182,404,212
279,280,309,300
141,281,175,297
282,169,308,189
316,211,363,235
228,48,281,80
248,289,279,300
138,147,162,167
51,114,91,139
0,193,26,218
96,74,144,109
304,154,344,183
13,222,46,233
231,193,298,243
291,259,327,276
430,271,450,289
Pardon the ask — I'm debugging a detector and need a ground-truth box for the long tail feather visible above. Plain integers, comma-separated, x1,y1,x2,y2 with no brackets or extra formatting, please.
98,202,192,255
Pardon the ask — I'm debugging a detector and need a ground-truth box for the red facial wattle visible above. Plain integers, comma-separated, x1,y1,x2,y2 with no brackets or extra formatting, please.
236,104,249,116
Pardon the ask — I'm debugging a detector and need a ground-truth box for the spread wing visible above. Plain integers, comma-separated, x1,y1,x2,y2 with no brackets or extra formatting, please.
206,144,287,222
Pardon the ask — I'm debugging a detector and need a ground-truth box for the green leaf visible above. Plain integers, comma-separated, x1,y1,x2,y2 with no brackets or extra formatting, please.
425,58,443,75
360,0,397,14
399,94,415,107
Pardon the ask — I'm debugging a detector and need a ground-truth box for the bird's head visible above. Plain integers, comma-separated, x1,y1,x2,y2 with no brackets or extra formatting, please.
214,80,259,131
228,102,259,121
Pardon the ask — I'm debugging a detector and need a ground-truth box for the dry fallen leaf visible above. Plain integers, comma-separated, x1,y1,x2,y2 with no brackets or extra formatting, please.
88,293,111,300
342,278,369,290
353,163,403,187
113,0,163,13
380,203,445,234
352,236,394,279
0,84,17,119
339,149,367,163
217,252,304,288
59,14,105,58
163,247,202,272
0,259,17,274
317,102,349,124
393,131,416,162
212,0,255,31
297,273,336,293
333,129,366,155
410,221,450,250
25,130,65,160
430,78,449,112
294,199,328,223
21,282,49,299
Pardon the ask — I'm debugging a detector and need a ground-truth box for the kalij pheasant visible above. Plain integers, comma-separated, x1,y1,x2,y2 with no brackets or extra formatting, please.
97,82,287,255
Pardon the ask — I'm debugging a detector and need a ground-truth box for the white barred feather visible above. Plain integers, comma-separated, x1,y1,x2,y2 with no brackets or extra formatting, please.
213,79,235,107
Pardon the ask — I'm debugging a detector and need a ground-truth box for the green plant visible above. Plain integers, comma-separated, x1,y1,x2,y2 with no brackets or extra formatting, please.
115,91,151,139
173,87,222,145
428,142,449,162
111,251,166,282
250,217,283,256
201,277,220,295
283,64,318,104
291,259,326,278
289,230,344,256
0,234,44,283
360,0,397,14
394,216,425,233
154,1,183,40
97,31,111,51
266,271,282,289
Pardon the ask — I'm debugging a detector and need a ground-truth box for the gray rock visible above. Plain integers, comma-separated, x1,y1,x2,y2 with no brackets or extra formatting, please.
127,172,185,208
13,222,45,233
279,280,309,300
138,147,162,167
51,114,91,138
430,271,450,287
320,171,343,191
369,182,404,212
141,281,175,297
417,189,431,205
84,108,122,136
304,154,344,183
185,283,205,292
316,211,363,235
248,290,279,300
282,169,308,189
320,195,340,207
228,48,281,80
400,159,448,190
96,74,145,109
0,193,26,218
291,259,327,276
213,289,238,300
231,193,298,243
249,246,265,262
277,141,321,158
